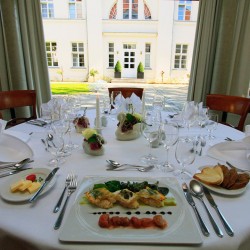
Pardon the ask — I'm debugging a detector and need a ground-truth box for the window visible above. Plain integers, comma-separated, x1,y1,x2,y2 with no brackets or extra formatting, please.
123,0,138,20
69,0,82,19
145,43,151,68
108,43,115,67
178,0,192,21
72,42,84,67
46,42,58,67
109,2,117,19
41,0,54,19
144,1,151,19
174,44,188,69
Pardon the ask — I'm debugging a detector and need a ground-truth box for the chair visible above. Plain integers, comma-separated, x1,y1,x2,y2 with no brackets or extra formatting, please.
0,90,37,128
206,94,250,131
108,87,144,99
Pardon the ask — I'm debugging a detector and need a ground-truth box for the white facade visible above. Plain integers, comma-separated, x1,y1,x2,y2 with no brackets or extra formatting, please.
41,0,199,83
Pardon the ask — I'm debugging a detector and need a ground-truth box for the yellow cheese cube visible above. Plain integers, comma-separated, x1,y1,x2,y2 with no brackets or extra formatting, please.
10,180,25,192
18,180,32,192
27,182,41,194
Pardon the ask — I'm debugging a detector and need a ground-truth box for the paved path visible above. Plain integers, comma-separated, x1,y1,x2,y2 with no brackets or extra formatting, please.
80,82,188,111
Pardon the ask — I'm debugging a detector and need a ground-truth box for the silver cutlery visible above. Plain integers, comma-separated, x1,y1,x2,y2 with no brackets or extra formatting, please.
190,180,223,238
203,185,234,236
182,182,210,237
0,158,31,169
107,165,154,172
29,167,59,203
225,137,234,141
0,167,32,178
199,138,206,156
226,161,250,174
53,173,72,213
106,159,147,169
54,175,77,230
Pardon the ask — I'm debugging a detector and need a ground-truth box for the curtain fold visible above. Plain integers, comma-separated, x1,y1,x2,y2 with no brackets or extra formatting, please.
188,0,250,103
0,0,51,116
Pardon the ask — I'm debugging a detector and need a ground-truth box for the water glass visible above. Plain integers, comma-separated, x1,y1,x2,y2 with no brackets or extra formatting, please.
206,113,218,140
175,137,196,179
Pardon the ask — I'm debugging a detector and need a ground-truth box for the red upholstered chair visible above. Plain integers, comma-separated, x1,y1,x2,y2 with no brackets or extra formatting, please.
0,90,37,128
108,87,144,99
206,94,250,131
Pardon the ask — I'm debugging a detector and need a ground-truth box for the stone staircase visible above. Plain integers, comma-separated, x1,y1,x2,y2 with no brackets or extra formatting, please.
111,78,146,84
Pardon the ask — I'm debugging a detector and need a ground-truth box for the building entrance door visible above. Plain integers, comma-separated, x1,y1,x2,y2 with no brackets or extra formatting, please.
122,44,136,78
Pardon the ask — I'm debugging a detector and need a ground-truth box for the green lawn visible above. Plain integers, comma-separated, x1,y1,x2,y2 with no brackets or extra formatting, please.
50,82,91,95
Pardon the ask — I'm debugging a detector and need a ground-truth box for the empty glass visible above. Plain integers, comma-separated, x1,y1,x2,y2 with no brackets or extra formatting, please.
175,137,196,179
140,114,160,164
206,113,218,140
159,122,179,172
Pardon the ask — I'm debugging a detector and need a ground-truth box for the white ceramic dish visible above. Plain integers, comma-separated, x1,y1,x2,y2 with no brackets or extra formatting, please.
0,133,33,162
3,130,31,143
196,166,247,196
0,168,57,202
59,176,203,245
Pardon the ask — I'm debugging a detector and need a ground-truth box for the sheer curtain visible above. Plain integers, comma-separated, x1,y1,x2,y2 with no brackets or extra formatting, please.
0,0,51,115
188,0,250,102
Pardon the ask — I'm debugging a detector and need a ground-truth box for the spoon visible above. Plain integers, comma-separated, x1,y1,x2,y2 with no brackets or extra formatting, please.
106,160,147,169
47,133,56,147
0,158,32,171
190,180,224,238
107,165,154,172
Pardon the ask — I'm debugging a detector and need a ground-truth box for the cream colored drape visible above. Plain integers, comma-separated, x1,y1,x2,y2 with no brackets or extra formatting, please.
188,0,250,102
0,0,51,116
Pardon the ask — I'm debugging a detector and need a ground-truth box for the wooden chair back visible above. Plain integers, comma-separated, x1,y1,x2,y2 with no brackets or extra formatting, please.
108,87,144,99
0,90,37,128
206,94,250,131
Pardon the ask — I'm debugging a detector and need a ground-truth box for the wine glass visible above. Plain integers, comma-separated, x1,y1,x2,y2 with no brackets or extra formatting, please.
110,91,123,114
159,122,179,172
206,113,218,140
140,114,160,164
181,101,198,132
175,137,196,179
47,131,65,167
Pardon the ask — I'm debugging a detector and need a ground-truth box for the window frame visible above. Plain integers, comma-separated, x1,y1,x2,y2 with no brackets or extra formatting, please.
68,0,83,19
145,43,151,68
41,0,54,19
108,43,115,68
46,41,58,67
174,44,188,69
72,42,85,68
177,0,192,21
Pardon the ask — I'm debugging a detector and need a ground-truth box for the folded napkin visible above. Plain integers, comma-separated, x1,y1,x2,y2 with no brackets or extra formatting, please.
207,141,250,171
124,93,142,113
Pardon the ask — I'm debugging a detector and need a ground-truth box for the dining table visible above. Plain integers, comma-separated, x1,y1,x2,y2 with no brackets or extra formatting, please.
0,109,249,250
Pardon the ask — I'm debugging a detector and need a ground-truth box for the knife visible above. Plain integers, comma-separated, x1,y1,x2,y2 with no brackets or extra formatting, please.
182,182,210,236
29,167,59,203
0,168,32,178
203,186,234,237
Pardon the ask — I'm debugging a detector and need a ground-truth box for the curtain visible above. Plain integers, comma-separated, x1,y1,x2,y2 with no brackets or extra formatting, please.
0,0,51,116
188,0,250,103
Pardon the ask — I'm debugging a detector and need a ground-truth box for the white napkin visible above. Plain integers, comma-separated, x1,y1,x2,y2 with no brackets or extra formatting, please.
123,93,142,113
207,141,250,170
0,119,7,132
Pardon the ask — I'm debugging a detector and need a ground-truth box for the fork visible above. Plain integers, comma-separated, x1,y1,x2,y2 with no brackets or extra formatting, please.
53,173,72,213
54,175,77,230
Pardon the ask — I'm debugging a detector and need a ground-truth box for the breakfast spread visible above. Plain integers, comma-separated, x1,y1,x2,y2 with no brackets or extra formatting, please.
10,174,42,194
83,180,176,209
193,164,250,190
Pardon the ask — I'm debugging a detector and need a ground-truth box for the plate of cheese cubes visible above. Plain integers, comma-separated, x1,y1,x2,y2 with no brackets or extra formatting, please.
0,168,57,202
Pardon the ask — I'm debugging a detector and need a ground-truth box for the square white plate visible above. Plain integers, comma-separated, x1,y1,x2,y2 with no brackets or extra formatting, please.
59,176,203,245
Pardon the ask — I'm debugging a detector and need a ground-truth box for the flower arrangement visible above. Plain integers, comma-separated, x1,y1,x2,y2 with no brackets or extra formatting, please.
82,128,105,151
118,112,142,133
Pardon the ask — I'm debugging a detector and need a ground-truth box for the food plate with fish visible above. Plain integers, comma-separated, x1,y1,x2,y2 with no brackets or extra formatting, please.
59,176,202,245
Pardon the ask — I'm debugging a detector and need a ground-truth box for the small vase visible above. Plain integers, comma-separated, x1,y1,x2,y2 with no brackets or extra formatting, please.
115,113,141,141
82,141,104,156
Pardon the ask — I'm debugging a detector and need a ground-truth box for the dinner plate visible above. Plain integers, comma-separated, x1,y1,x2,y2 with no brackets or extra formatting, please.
196,166,247,196
0,133,33,162
0,168,57,202
3,130,31,142
59,176,203,245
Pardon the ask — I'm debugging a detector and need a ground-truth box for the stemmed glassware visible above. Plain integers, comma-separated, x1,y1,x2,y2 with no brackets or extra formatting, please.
175,137,196,179
181,101,198,132
206,113,218,142
140,113,160,164
159,122,179,172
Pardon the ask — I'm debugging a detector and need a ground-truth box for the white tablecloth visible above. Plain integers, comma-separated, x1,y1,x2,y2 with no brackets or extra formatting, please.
0,110,249,250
